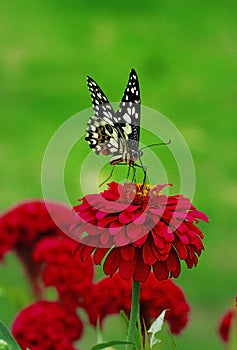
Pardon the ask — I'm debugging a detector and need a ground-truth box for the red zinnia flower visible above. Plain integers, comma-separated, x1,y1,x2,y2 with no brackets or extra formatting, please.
11,300,83,350
218,297,237,343
0,200,71,294
85,272,189,334
71,182,208,283
33,236,94,309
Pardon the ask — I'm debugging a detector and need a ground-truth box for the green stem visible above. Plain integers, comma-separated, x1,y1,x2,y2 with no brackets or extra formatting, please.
126,278,141,350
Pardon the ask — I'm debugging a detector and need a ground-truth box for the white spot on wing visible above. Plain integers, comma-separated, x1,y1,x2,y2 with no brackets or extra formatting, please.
110,138,118,147
123,113,131,123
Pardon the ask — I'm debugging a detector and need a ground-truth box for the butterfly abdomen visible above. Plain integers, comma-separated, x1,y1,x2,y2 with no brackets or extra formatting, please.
110,149,140,165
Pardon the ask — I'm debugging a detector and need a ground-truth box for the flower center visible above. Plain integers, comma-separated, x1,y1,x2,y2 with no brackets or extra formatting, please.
136,183,153,197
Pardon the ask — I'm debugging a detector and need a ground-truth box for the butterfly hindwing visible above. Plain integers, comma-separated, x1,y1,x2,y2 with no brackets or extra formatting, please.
86,76,122,156
86,117,120,155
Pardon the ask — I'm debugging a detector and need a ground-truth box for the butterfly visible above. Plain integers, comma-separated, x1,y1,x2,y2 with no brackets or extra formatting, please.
85,69,146,183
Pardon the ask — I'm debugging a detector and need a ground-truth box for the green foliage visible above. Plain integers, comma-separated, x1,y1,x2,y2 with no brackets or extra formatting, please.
90,340,134,350
0,340,10,350
0,322,21,350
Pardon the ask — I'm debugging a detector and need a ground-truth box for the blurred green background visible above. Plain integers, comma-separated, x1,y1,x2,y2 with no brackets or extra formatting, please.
0,0,237,349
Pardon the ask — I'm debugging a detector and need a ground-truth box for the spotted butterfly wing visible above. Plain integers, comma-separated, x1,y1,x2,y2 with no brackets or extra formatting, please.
86,77,120,156
116,68,141,155
85,69,141,165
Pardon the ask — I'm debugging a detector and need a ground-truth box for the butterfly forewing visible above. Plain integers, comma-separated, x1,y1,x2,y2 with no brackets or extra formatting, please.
116,68,141,152
86,76,116,125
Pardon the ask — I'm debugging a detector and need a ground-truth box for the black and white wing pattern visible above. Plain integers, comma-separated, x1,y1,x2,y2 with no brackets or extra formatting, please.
85,69,141,164
116,68,140,153
86,77,121,156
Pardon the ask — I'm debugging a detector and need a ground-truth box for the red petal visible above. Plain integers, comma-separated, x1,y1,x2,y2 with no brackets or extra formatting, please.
119,259,136,280
167,249,180,273
142,238,157,265
131,211,146,225
127,224,147,241
152,234,165,249
93,248,109,264
100,230,111,245
102,182,120,200
79,209,97,222
114,229,130,246
134,260,150,283
109,221,123,235
119,211,132,224
173,239,188,259
120,245,135,260
103,248,121,276
190,209,209,223
171,261,181,278
98,215,117,227
133,233,148,247
153,223,175,242
96,211,108,220
152,245,169,261
126,205,140,212
76,244,95,263
153,261,169,281
177,233,189,245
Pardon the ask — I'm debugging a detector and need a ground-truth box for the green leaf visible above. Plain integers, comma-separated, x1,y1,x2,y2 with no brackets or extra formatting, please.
165,324,178,350
120,311,129,331
142,319,151,350
0,339,10,350
0,322,21,350
90,340,134,350
96,321,103,344
133,307,143,350
148,310,167,349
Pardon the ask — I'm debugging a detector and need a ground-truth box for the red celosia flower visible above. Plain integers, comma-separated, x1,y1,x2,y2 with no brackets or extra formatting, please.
139,273,190,334
33,236,94,309
218,297,237,342
71,182,208,283
0,200,71,294
85,272,189,334
11,300,83,350
85,273,131,326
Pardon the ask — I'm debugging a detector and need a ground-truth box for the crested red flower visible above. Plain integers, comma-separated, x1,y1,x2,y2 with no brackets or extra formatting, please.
218,297,237,343
0,200,71,294
71,182,208,282
11,300,83,350
85,272,189,334
33,236,94,309
85,273,131,326
139,273,190,334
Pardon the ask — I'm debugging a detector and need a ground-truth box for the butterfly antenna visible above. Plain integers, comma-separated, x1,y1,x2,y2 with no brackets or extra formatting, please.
139,139,171,152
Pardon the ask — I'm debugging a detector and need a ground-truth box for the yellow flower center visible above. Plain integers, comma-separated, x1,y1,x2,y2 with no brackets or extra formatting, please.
136,183,154,197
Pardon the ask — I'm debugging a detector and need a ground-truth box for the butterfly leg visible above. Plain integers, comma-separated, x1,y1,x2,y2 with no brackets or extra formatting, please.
131,164,137,182
99,165,115,187
133,159,147,186
139,158,147,186
127,164,131,179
